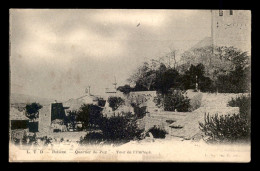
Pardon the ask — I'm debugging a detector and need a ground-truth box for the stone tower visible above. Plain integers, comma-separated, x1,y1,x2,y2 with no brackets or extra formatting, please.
211,10,251,54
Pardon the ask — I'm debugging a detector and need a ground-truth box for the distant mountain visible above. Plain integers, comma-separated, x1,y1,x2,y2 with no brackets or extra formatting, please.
190,37,213,50
10,93,55,106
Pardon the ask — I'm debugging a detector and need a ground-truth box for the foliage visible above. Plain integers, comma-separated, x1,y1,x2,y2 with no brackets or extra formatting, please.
117,84,134,94
200,93,251,143
107,96,125,111
39,136,53,145
228,94,251,120
179,46,250,80
128,62,157,91
153,64,182,95
79,132,104,144
128,62,182,93
131,103,147,119
216,66,250,93
64,110,77,130
199,113,250,143
97,98,106,107
25,103,43,120
181,63,214,92
155,89,191,112
77,104,103,129
147,125,167,138
98,114,144,142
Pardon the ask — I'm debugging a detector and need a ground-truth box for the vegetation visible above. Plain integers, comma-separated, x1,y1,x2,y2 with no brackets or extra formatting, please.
199,113,250,143
117,84,134,95
80,113,144,144
124,46,250,94
76,104,103,129
199,95,251,143
107,96,125,111
97,98,106,107
155,89,191,112
64,110,77,131
147,125,167,138
25,103,43,121
228,94,251,120
181,63,214,92
131,103,147,119
79,132,104,144
99,114,143,142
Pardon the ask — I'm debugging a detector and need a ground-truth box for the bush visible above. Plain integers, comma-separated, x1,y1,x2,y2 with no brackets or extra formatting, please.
228,94,251,119
147,125,167,139
25,103,43,121
216,67,250,93
199,113,250,143
131,103,147,119
97,98,106,107
107,96,125,111
77,104,103,129
117,84,133,94
99,114,144,142
21,132,37,145
79,132,104,144
155,89,191,112
39,136,53,145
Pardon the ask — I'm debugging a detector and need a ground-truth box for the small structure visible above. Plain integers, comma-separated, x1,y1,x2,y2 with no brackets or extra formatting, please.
10,107,29,142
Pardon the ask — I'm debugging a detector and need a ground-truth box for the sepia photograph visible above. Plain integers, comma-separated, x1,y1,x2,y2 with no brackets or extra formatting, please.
9,9,251,162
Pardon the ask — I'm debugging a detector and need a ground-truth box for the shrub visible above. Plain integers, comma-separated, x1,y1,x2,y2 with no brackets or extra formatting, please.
39,136,53,145
97,98,106,107
77,104,103,129
155,89,191,112
64,110,77,131
21,132,37,145
199,113,250,143
107,96,125,111
216,66,250,93
25,103,43,121
117,84,133,94
228,94,251,119
131,103,147,119
147,125,167,139
99,114,144,142
79,132,104,144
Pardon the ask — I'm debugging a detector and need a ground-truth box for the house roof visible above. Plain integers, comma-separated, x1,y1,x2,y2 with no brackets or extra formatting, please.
10,107,29,120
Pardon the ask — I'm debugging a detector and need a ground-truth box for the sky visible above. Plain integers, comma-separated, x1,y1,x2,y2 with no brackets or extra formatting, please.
10,9,211,101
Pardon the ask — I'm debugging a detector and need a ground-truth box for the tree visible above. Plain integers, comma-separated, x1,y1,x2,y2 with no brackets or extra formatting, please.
179,46,250,82
64,110,77,131
117,84,133,95
107,96,125,111
25,103,43,121
154,89,191,112
99,114,144,142
153,64,182,95
181,63,214,92
216,66,251,93
77,104,103,129
128,62,157,91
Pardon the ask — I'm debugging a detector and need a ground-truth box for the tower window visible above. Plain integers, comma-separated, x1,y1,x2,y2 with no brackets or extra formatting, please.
230,10,233,15
219,10,223,16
